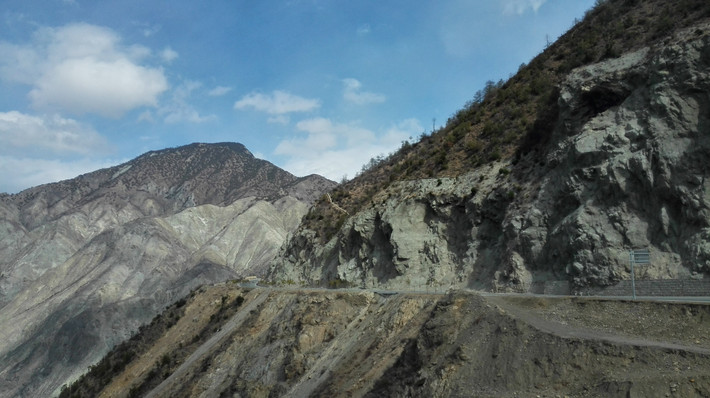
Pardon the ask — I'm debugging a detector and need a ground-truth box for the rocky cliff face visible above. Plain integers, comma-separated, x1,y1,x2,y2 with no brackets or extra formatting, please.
269,22,710,292
0,143,335,397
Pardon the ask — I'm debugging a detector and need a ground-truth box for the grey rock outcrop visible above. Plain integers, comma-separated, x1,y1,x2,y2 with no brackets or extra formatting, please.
0,143,335,397
270,23,710,292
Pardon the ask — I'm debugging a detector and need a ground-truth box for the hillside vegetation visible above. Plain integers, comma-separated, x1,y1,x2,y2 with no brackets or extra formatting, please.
303,0,710,242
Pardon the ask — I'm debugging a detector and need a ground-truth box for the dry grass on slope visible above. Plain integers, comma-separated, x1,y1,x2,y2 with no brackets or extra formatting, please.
59,284,247,398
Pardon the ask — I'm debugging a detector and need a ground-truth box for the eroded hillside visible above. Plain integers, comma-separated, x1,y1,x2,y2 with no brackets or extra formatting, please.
61,285,710,398
0,143,336,397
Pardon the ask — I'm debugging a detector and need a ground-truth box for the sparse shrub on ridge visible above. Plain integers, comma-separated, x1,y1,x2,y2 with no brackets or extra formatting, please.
300,0,710,243
59,292,246,398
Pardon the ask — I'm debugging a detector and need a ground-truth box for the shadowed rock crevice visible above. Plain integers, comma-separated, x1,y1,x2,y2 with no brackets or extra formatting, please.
370,214,397,283
580,82,633,116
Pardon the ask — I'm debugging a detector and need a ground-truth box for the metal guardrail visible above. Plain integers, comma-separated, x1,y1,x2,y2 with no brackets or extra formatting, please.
629,248,650,300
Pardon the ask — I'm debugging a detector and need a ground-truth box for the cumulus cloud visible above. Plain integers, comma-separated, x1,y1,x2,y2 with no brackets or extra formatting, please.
382,118,422,145
160,47,179,62
0,111,110,157
502,0,547,15
234,90,320,114
157,80,216,124
208,86,232,96
0,23,169,118
267,115,290,125
274,117,422,181
342,78,386,105
140,24,161,38
277,117,374,155
29,57,167,117
0,110,119,193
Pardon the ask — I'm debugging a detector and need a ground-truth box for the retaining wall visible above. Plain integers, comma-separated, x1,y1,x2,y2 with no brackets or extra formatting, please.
529,279,710,297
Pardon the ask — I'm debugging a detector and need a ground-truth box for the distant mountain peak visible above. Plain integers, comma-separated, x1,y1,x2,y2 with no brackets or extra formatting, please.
6,142,335,229
0,141,337,397
137,142,254,161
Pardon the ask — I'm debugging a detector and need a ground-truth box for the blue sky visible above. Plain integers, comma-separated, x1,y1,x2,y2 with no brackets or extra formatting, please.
0,0,596,193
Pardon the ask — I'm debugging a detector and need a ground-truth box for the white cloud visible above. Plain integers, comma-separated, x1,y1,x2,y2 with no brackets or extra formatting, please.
208,86,232,96
0,111,110,156
0,109,119,194
502,0,547,15
357,24,371,36
137,110,155,123
342,78,386,105
275,117,342,155
160,47,179,63
274,117,422,181
234,90,320,114
383,118,422,144
0,23,169,118
141,25,161,38
29,57,167,118
158,80,216,124
0,155,122,194
268,115,290,125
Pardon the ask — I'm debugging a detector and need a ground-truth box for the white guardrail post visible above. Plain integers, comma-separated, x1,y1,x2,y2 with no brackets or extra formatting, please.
629,248,650,300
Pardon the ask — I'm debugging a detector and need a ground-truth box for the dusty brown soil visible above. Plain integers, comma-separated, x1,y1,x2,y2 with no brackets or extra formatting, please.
63,287,710,398
489,295,710,351
365,292,710,398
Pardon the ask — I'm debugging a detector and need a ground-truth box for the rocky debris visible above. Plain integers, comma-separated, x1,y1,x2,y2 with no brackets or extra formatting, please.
369,293,710,398
60,286,710,398
501,22,710,288
0,143,336,397
269,22,710,293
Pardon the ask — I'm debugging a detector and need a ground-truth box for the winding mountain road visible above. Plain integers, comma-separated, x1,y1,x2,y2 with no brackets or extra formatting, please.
144,286,710,397
486,294,710,355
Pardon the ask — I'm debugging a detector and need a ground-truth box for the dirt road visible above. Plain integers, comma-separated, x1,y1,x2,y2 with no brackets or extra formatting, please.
486,295,710,355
